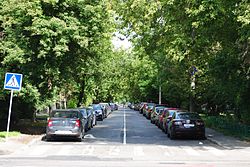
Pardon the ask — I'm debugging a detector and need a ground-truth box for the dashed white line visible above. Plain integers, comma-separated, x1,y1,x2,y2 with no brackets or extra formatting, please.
123,108,126,145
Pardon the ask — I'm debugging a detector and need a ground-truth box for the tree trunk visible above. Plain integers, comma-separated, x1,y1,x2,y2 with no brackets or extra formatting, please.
77,75,86,107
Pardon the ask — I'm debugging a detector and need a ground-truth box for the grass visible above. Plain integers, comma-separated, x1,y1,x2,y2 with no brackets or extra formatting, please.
0,131,21,139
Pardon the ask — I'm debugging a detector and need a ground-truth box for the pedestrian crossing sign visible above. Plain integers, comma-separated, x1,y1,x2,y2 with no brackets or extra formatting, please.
4,73,23,91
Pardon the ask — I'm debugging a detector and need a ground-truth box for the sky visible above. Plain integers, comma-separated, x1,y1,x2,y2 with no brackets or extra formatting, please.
111,32,132,50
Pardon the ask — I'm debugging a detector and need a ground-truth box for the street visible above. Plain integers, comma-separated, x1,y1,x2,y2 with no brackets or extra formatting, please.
0,108,250,167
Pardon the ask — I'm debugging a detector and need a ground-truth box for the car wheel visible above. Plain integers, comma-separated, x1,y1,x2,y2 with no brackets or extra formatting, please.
46,135,52,141
199,133,206,140
170,128,175,140
164,128,167,134
85,125,88,132
78,130,84,142
167,132,170,138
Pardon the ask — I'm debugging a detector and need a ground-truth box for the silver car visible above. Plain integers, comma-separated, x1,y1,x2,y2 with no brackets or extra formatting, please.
46,109,85,141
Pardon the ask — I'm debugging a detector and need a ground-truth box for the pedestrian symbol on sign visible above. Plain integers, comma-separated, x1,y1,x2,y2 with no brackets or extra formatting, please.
6,75,20,88
4,72,23,91
4,72,23,141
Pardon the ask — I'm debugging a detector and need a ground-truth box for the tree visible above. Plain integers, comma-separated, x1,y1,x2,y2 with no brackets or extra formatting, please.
0,0,115,121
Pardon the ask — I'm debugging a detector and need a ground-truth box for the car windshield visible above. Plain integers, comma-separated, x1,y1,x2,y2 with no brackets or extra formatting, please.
93,105,102,110
158,109,164,114
147,103,155,107
168,110,183,116
51,110,79,118
148,106,154,109
168,110,176,116
156,107,165,113
79,108,87,116
177,113,201,119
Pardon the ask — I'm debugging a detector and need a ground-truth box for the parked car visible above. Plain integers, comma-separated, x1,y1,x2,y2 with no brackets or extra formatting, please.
154,109,165,127
162,108,181,133
156,109,168,129
150,106,167,124
133,103,141,111
87,106,97,126
167,111,206,139
100,103,112,118
79,107,92,131
92,104,104,121
142,103,155,116
145,103,155,119
46,109,85,141
139,102,147,114
109,103,118,111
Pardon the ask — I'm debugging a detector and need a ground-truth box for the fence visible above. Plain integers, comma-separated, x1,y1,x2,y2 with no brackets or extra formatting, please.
204,116,250,139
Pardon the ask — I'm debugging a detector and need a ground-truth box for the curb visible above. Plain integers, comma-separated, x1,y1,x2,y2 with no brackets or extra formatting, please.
0,134,43,155
206,135,232,149
206,136,222,146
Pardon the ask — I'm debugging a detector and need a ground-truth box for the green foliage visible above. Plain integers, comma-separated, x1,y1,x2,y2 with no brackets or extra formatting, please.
0,131,21,139
112,0,250,123
0,0,115,121
1,0,250,128
67,98,77,108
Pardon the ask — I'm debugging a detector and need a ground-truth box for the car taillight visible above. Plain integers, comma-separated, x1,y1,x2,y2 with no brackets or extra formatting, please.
48,119,52,127
75,119,80,127
196,121,204,126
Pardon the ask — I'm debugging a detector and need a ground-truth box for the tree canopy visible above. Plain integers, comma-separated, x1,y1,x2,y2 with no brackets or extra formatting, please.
0,0,250,124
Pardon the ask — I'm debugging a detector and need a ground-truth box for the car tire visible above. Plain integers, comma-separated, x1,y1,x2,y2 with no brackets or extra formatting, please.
199,134,206,140
78,130,84,142
46,135,52,141
170,128,175,140
164,128,167,134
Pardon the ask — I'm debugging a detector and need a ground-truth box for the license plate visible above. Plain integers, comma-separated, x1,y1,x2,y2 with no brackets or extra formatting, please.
184,124,195,128
55,131,72,135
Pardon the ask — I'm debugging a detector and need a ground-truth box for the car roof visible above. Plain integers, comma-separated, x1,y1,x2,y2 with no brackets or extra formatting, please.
52,109,79,112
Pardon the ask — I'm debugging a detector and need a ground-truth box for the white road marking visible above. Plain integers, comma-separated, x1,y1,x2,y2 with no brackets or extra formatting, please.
56,145,74,155
82,145,94,155
182,146,200,156
203,146,225,156
158,146,170,156
109,146,120,156
134,146,144,156
28,145,50,156
123,108,126,145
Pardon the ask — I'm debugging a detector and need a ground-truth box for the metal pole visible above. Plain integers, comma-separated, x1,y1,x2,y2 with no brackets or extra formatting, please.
6,90,14,141
159,84,162,105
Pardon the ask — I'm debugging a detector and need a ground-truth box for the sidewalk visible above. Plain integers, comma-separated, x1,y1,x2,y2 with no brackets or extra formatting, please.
0,128,249,155
206,128,250,149
0,134,41,155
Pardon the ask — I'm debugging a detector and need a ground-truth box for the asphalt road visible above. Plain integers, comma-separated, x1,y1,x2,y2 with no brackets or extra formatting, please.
0,108,250,167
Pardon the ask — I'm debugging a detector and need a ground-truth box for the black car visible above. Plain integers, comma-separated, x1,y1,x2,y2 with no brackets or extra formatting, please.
167,112,205,139
46,109,85,141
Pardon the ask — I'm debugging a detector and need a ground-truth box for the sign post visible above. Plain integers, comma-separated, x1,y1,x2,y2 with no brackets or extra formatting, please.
4,72,23,141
